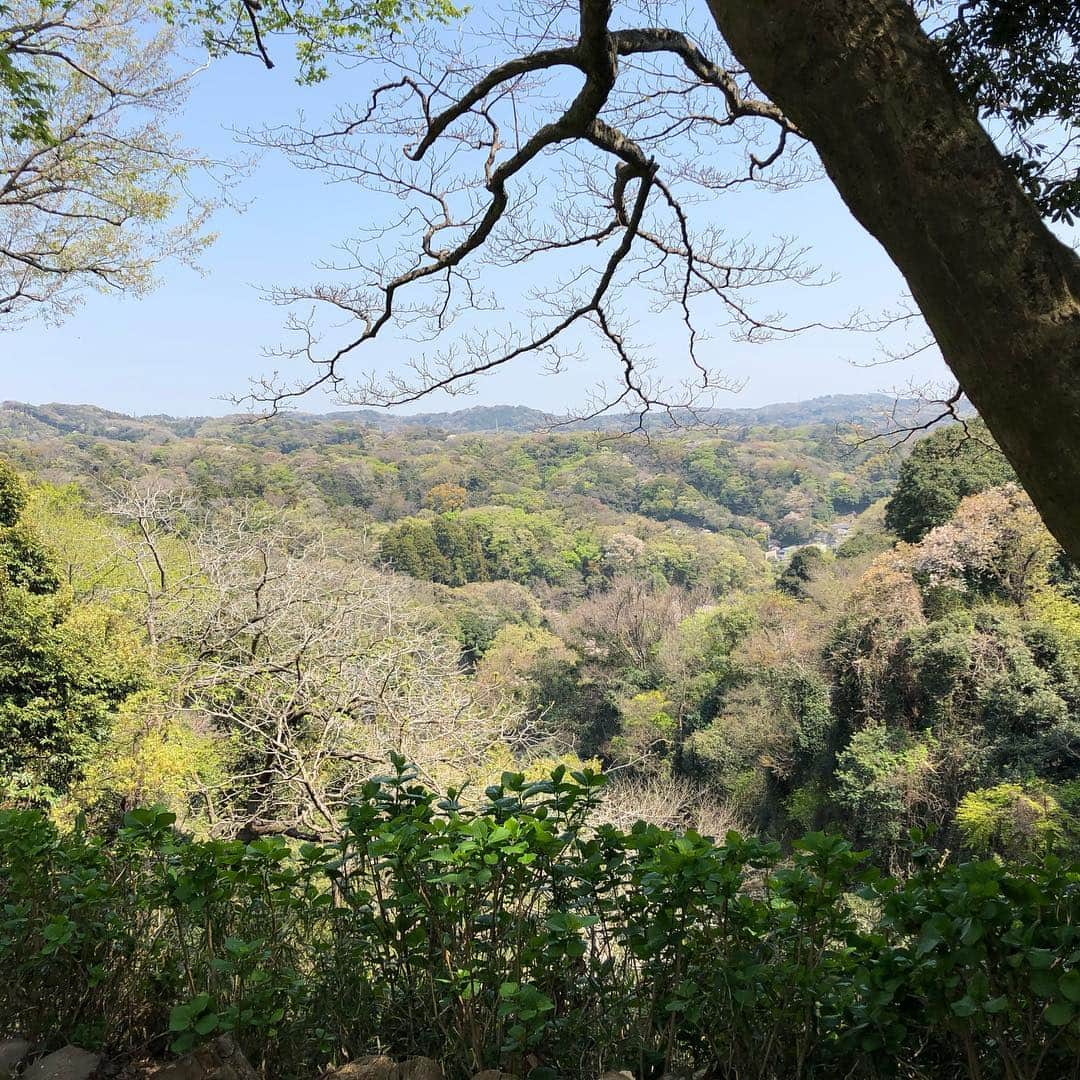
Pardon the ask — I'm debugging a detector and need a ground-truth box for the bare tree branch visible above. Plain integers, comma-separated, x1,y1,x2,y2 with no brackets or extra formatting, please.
238,0,869,426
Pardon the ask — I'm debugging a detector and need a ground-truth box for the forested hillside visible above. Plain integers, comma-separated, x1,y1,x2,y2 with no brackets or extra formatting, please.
2,402,1076,860
0,393,959,438
3,403,1080,1076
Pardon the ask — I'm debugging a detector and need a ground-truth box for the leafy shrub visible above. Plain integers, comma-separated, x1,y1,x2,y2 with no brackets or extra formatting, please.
884,422,1014,543
2,761,1080,1079
955,783,1064,859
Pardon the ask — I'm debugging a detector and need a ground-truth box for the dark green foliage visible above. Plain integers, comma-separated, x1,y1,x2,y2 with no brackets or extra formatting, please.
454,608,502,664
884,423,1015,542
0,590,144,806
0,461,58,592
0,460,27,525
778,545,826,597
835,528,888,559
0,522,61,594
934,0,1080,222
1050,550,1080,602
788,671,837,778
822,598,1080,861
4,766,1080,1079
379,510,587,587
380,517,455,582
0,29,52,142
682,444,756,513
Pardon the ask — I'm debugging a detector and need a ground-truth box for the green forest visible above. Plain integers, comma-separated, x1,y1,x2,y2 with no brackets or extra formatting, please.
4,401,1080,1077
5,0,1080,1076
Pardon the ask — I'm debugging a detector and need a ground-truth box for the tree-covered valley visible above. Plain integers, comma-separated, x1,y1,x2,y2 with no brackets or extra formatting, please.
2,394,1075,865
6,396,1080,1078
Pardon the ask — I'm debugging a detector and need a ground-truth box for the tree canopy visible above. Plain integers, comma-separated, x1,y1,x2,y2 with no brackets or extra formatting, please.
1,0,220,324
884,420,1016,542
930,0,1080,222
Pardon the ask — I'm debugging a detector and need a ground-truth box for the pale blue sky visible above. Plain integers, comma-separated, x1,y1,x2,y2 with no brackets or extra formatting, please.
1,11,1007,418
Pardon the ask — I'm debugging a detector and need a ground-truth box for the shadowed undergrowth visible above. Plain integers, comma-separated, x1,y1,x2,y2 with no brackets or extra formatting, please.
3,760,1080,1080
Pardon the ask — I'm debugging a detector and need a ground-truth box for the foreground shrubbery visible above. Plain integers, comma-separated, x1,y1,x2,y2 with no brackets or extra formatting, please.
3,761,1080,1080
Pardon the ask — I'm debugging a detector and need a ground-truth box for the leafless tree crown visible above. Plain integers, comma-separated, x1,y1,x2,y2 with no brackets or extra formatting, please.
247,0,874,426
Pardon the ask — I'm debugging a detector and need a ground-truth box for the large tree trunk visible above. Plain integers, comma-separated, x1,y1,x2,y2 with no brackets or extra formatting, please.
707,0,1080,560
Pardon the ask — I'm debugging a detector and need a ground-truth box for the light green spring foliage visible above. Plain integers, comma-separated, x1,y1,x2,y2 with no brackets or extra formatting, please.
56,689,233,835
955,783,1064,860
155,0,463,83
608,689,675,770
2,0,460,147
379,505,766,592
2,0,219,324
24,484,139,599
0,464,150,805
1031,586,1080,664
0,474,233,823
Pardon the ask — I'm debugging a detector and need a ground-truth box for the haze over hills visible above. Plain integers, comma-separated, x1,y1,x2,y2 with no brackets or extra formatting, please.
0,392,966,441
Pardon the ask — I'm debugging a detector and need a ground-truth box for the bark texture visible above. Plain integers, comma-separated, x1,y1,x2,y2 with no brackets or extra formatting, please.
708,0,1080,560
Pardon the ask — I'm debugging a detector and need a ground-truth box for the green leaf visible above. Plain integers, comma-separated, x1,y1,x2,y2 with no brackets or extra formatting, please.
1046,1001,1075,1027
168,1008,191,1033
1060,970,1080,1004
1031,969,1059,998
960,919,984,946
917,924,943,956
193,1013,219,1036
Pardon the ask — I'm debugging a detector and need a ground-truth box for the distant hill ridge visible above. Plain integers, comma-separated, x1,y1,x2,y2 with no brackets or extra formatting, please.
0,394,964,441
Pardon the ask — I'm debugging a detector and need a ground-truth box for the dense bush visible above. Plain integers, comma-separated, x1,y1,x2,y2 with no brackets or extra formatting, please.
4,760,1080,1080
884,422,1015,543
0,465,146,805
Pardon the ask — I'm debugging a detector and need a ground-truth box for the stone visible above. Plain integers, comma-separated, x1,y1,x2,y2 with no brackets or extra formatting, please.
0,1041,31,1080
599,1074,634,1079
23,1047,100,1080
327,1059,397,1080
152,1036,257,1080
395,1061,442,1080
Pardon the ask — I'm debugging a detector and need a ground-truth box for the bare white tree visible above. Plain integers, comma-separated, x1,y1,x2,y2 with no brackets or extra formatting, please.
140,511,524,838
105,475,197,645
598,772,744,838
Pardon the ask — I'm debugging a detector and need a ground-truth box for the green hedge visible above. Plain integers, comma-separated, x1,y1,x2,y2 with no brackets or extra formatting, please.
3,759,1080,1079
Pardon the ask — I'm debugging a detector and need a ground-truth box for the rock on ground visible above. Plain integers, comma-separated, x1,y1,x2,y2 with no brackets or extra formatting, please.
23,1047,100,1080
394,1060,443,1080
325,1059,397,1080
152,1037,257,1080
0,1042,30,1080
